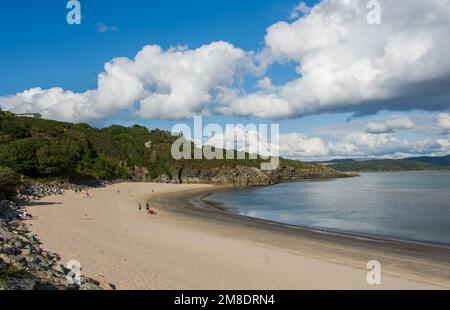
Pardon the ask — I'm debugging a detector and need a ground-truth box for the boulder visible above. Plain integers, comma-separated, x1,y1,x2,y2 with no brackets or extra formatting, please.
1,276,40,290
0,253,12,264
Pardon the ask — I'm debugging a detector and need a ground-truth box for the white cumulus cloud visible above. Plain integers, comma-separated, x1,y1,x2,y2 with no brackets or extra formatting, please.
278,131,449,161
220,0,450,119
0,42,256,122
366,116,414,134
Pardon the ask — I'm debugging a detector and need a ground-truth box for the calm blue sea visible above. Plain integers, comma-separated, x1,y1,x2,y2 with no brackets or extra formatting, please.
209,172,450,245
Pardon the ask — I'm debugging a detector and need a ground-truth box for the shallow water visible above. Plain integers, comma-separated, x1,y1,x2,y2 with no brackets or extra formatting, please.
210,172,450,245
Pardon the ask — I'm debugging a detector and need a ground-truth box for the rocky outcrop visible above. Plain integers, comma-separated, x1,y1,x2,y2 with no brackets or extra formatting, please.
130,167,150,182
171,166,273,187
266,165,355,183
0,199,114,290
163,163,355,187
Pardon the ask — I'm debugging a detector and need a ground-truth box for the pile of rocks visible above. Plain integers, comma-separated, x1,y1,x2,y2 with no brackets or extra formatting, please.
16,179,126,203
17,183,69,202
0,195,115,290
17,183,89,201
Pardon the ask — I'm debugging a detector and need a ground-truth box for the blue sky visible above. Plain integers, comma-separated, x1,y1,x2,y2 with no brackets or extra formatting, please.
1,1,449,160
0,0,307,93
0,0,323,131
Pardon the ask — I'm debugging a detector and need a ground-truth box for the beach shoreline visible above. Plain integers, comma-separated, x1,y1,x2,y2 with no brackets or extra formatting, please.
26,182,450,290
198,188,450,249
150,186,450,286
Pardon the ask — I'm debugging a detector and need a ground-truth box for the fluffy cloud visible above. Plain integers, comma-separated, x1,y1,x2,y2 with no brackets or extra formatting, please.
279,133,332,158
0,42,256,122
220,0,450,119
135,43,256,119
366,116,414,134
278,132,450,161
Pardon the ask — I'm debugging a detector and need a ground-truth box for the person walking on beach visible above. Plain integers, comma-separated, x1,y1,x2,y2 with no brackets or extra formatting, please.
139,203,142,212
146,202,150,212
117,189,120,195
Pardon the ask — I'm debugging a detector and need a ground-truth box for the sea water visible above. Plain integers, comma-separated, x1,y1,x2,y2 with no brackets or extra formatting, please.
209,172,450,245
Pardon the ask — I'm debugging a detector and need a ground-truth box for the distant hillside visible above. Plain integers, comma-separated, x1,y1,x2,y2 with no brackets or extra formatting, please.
0,111,349,190
406,155,450,167
328,159,448,172
315,154,450,172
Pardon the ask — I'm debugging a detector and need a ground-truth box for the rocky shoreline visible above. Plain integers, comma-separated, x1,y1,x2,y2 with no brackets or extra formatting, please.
0,183,116,290
157,164,357,187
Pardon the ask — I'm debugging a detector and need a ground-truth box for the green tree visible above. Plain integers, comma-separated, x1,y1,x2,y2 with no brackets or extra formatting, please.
0,166,20,199
0,119,30,139
0,138,39,175
91,157,127,180
37,139,83,175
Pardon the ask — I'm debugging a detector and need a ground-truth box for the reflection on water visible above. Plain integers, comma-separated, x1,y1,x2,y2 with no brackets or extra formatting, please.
210,172,450,245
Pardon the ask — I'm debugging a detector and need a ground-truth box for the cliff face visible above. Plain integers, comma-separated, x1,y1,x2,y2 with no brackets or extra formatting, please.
170,166,273,187
144,163,354,187
265,165,353,183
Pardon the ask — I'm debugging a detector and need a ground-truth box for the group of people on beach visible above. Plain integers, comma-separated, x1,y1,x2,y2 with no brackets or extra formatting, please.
138,202,157,216
75,188,91,198
78,187,158,221
132,188,157,216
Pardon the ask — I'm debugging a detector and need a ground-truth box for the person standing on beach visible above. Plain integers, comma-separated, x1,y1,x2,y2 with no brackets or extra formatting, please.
146,202,150,212
139,203,142,212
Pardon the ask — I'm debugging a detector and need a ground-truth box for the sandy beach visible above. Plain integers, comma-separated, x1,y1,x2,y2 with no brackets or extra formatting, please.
26,183,450,290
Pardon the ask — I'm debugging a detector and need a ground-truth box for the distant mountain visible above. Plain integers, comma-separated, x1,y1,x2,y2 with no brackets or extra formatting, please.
316,158,356,164
315,155,450,172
